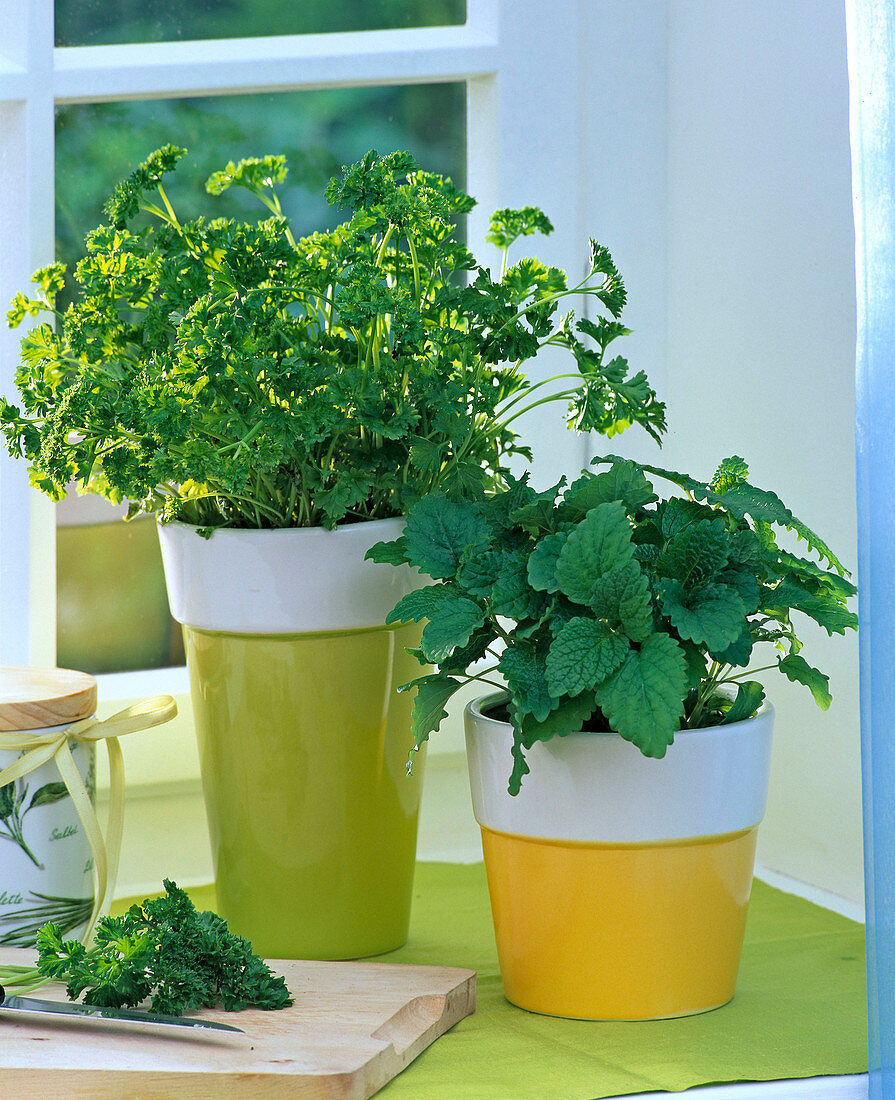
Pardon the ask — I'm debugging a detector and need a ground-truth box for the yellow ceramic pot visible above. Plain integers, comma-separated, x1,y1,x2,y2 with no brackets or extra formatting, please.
464,693,774,1020
159,518,425,959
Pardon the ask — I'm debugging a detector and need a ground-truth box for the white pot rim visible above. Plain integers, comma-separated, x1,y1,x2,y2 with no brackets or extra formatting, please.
467,689,774,742
157,516,418,634
464,690,775,844
158,515,404,539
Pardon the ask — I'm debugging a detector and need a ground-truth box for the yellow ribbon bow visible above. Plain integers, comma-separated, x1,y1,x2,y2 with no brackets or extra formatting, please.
0,695,178,953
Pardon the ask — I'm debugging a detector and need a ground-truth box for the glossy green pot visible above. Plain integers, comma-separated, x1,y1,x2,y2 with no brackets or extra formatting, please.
158,518,426,960
183,623,425,959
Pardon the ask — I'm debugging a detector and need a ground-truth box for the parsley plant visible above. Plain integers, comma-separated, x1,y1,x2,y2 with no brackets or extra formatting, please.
1,147,665,529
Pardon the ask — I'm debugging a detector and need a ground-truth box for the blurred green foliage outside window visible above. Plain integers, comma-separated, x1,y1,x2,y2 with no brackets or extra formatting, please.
55,0,465,45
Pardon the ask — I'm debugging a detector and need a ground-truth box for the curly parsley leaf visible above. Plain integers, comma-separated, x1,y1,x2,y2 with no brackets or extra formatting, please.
486,207,554,251
36,880,291,1015
4,149,663,531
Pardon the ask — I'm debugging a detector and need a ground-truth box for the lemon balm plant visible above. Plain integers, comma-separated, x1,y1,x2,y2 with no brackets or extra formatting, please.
371,455,857,1019
0,146,666,963
0,146,664,529
373,454,857,791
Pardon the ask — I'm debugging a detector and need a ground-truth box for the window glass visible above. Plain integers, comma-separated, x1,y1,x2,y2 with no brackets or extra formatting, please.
53,83,466,673
55,0,466,47
56,85,465,274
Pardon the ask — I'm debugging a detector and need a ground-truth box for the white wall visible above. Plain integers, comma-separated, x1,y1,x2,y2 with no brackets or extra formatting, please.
583,0,862,903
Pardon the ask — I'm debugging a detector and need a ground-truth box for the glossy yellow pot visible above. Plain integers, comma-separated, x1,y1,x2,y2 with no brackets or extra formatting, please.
465,693,774,1020
159,518,425,959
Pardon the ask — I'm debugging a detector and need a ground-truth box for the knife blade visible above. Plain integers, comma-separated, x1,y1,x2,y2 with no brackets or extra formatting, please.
0,984,243,1036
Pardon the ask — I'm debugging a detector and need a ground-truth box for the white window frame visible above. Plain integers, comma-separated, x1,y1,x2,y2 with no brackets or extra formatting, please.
0,0,592,671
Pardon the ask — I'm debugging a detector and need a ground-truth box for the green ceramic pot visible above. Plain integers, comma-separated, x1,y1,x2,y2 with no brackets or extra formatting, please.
158,518,425,959
183,624,424,959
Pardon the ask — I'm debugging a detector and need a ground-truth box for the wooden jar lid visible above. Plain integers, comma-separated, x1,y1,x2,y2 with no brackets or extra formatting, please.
0,667,98,731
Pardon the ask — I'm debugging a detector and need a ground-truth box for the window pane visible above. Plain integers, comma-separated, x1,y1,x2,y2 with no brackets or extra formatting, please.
56,85,465,270
55,0,466,47
53,84,465,673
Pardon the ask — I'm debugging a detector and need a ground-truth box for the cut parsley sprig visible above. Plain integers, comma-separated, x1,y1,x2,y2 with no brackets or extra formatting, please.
36,879,292,1015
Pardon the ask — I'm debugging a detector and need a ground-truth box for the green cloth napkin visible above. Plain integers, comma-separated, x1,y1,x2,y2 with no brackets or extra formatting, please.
375,863,867,1098
114,863,867,1098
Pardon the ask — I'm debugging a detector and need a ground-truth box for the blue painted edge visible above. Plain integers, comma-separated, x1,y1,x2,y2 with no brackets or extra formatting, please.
846,0,895,1094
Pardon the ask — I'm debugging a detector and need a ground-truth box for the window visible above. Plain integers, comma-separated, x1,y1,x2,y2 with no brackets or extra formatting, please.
0,0,591,670
54,0,467,47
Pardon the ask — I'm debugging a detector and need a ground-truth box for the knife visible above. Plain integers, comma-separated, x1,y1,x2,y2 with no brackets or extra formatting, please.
0,983,243,1036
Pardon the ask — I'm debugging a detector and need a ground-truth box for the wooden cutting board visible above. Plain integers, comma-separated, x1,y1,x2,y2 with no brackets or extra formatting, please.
0,947,475,1098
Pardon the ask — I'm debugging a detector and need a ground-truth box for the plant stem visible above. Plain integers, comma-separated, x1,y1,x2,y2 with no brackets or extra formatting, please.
686,662,724,728
406,232,422,304
724,664,777,680
493,372,590,420
463,673,506,692
498,389,583,431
